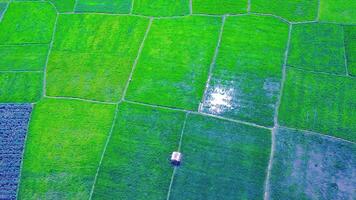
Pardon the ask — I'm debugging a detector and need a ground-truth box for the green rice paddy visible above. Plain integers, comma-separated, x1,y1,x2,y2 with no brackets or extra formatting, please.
0,0,355,199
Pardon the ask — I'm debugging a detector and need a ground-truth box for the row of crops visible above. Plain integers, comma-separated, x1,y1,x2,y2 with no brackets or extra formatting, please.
0,104,32,200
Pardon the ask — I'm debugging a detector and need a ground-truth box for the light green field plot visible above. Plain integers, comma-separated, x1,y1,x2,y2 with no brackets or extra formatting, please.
201,15,289,127
192,0,247,15
126,16,222,110
270,127,356,200
288,23,346,74
279,68,356,142
319,0,356,24
50,0,76,12
0,45,49,71
133,0,190,16
170,114,271,200
46,15,149,102
251,0,318,22
92,102,185,199
344,25,356,76
75,0,131,13
0,2,56,44
18,98,116,199
0,72,42,102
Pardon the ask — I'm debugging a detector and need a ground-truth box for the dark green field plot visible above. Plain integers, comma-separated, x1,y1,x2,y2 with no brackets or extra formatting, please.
92,102,185,199
0,2,56,44
46,14,149,102
201,15,289,127
344,25,356,76
170,114,271,200
0,44,48,71
192,0,247,15
50,0,76,12
133,0,190,16
319,0,356,24
127,16,222,110
270,127,356,200
18,98,116,199
279,68,356,142
75,0,132,14
251,0,318,22
288,23,346,74
0,72,43,102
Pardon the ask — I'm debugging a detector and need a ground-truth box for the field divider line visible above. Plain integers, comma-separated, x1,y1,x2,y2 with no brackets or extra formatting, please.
280,126,356,145
124,99,272,130
130,0,134,14
0,2,9,22
264,23,292,200
316,0,321,21
73,0,79,12
166,113,189,200
44,95,117,105
89,103,120,200
288,65,355,79
199,15,226,112
342,26,349,76
247,0,251,13
48,0,59,13
42,13,59,97
189,0,193,15
121,17,153,101
15,104,34,199
0,70,43,73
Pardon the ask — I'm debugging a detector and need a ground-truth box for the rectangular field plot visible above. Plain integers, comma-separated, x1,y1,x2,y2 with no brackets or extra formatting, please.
170,114,271,200
279,68,356,142
319,0,356,24
133,0,190,16
0,44,49,71
192,0,247,15
50,0,75,12
126,16,222,110
251,0,318,22
0,72,43,102
92,102,185,199
287,23,346,74
269,127,356,200
18,98,116,199
0,104,32,199
344,25,356,76
75,0,132,14
46,15,149,102
201,15,289,127
0,2,56,44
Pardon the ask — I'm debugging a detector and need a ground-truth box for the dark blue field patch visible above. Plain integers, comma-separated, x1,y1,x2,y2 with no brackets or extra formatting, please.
0,104,32,200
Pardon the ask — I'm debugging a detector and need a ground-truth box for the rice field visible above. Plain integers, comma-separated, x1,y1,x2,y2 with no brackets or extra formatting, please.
0,0,355,199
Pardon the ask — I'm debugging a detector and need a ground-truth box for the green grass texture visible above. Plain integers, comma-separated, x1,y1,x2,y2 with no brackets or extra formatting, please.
0,2,56,44
288,23,346,74
126,16,222,110
75,0,132,13
46,14,150,102
170,114,271,200
0,72,43,102
319,0,356,23
270,127,356,199
251,0,318,22
92,102,185,199
201,15,289,127
18,98,116,199
50,0,76,12
192,0,247,14
133,0,190,16
279,68,356,142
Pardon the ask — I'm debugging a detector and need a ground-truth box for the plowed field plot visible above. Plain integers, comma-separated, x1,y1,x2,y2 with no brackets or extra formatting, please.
0,104,32,200
0,1,355,199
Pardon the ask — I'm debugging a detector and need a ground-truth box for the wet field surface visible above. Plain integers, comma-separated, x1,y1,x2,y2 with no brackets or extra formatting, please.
0,104,32,199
